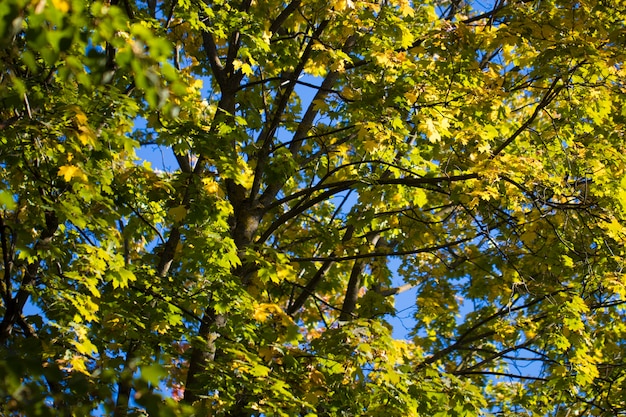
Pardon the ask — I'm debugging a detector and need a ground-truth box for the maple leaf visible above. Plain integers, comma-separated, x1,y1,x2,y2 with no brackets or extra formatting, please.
58,165,86,181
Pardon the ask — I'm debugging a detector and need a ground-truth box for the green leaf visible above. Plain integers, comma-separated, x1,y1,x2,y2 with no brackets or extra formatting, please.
141,364,168,386
248,364,270,377
0,190,16,210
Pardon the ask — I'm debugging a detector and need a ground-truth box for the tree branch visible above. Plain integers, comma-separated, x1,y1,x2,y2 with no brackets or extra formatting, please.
250,19,330,202
453,370,548,381
287,225,354,315
491,77,564,157
292,235,477,263
269,0,302,34
0,210,57,343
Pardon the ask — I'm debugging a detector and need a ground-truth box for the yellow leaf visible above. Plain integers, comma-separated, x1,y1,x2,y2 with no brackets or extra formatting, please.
399,26,414,47
363,139,379,153
331,0,354,11
423,118,441,143
561,255,574,268
617,176,626,214
51,0,70,12
404,91,418,104
112,269,136,289
69,355,90,375
202,178,220,194
73,337,98,356
71,325,98,355
188,78,203,94
477,142,491,154
275,263,295,283
241,63,254,76
371,52,390,67
412,188,428,207
399,0,415,17
75,111,88,125
253,303,283,323
253,308,270,323
78,127,97,146
601,218,626,240
58,165,86,182
247,363,270,377
232,60,254,76
261,30,272,44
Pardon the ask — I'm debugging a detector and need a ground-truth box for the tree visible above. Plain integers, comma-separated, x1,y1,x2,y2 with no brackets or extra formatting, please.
2,0,626,414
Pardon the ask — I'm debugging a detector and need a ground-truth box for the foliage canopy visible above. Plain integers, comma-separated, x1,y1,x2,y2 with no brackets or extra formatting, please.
2,0,626,415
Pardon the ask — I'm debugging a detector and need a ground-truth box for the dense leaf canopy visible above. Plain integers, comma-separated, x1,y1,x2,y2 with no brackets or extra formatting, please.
2,0,626,415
